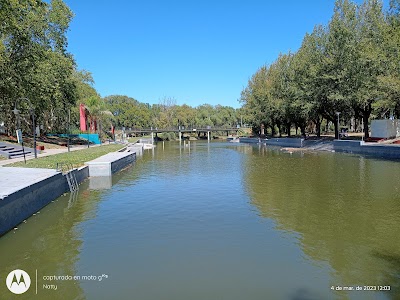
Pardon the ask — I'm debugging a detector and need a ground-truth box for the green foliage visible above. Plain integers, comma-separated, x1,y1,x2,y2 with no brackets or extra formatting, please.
240,0,400,139
102,95,240,130
0,0,93,136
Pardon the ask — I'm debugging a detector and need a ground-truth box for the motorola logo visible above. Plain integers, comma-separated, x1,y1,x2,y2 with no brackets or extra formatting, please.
6,269,31,294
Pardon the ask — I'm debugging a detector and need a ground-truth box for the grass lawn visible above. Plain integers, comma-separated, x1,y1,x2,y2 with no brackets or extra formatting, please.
8,144,125,169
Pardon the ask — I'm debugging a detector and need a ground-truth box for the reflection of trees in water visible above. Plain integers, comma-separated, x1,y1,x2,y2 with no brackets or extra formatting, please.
0,181,103,300
243,147,400,298
372,251,400,299
132,141,236,181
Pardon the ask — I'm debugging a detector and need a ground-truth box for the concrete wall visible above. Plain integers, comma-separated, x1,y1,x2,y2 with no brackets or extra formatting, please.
111,152,135,174
0,172,68,236
239,137,263,144
334,140,400,159
74,166,89,184
0,149,137,236
265,138,304,148
85,152,136,177
333,140,362,152
0,166,89,236
239,137,304,147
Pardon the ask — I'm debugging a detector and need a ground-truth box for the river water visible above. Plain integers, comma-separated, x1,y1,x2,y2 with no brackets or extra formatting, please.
0,141,399,300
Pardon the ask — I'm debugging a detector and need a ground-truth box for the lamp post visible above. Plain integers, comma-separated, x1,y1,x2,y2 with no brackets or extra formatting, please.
15,97,37,158
336,112,341,140
67,109,71,152
13,106,26,164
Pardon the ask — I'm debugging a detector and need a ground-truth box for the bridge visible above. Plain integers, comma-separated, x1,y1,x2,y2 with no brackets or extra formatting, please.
125,127,243,141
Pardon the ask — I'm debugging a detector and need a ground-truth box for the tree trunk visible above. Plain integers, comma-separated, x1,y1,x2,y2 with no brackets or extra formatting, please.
270,125,275,137
276,122,282,137
363,113,370,139
315,117,321,138
362,104,372,139
287,123,291,137
301,126,306,137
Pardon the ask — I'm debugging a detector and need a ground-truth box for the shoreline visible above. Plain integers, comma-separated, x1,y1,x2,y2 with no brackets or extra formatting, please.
238,137,400,160
0,146,139,236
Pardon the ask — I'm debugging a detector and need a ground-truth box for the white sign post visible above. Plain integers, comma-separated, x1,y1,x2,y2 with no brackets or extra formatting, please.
16,129,22,144
16,129,26,163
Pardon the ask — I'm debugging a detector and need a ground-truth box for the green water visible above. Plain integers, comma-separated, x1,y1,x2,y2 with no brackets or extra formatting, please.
0,141,399,300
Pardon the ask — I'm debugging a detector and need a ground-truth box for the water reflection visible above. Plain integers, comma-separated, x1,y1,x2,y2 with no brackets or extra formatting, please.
0,165,135,300
1,142,399,300
243,145,400,298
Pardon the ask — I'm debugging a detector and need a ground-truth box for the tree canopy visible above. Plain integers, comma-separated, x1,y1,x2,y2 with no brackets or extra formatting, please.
102,95,241,130
240,0,400,138
0,0,96,135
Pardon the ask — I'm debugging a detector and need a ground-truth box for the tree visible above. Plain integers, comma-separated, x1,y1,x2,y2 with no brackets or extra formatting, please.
0,0,77,135
240,66,276,135
375,0,400,118
317,0,358,139
292,26,328,137
350,0,386,138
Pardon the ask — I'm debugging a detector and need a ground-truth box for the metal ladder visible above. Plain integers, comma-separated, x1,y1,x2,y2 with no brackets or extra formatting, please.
56,162,79,192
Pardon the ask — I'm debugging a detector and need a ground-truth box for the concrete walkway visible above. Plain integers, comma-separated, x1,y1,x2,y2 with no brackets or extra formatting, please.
0,167,59,199
0,144,100,167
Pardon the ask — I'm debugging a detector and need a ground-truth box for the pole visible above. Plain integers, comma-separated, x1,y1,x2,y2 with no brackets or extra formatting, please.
31,110,37,158
16,114,26,164
336,112,341,140
67,109,70,152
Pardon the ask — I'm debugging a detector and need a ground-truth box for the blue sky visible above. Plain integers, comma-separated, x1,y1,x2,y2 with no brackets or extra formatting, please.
64,0,366,108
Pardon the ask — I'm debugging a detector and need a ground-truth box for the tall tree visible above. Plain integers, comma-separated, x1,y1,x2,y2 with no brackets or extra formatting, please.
0,0,76,135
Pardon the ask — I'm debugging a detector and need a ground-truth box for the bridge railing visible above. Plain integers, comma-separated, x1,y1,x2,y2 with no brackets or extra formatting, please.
124,126,248,133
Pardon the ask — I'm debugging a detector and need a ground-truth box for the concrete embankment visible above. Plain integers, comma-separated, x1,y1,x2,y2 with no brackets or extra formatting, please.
239,136,400,158
266,138,304,147
333,140,400,159
0,166,88,236
0,149,138,236
239,137,306,147
238,137,265,144
85,151,135,176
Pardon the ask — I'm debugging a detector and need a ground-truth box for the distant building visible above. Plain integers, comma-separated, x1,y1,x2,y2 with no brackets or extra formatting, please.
371,119,400,139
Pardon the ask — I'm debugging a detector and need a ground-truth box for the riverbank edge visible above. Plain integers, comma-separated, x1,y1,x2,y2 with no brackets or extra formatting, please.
0,150,137,236
239,137,400,159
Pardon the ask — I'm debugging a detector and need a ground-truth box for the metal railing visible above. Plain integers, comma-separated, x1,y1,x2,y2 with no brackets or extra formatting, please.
56,162,79,192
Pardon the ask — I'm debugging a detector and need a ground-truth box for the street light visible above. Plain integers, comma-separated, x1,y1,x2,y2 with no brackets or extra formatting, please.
14,97,37,158
13,106,26,163
336,112,341,140
67,109,71,152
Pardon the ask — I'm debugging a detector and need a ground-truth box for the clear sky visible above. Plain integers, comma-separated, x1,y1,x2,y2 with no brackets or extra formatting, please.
64,0,366,108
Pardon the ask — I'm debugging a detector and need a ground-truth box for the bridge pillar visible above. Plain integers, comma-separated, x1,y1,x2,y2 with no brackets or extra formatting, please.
207,131,210,142
151,131,154,144
179,131,181,141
